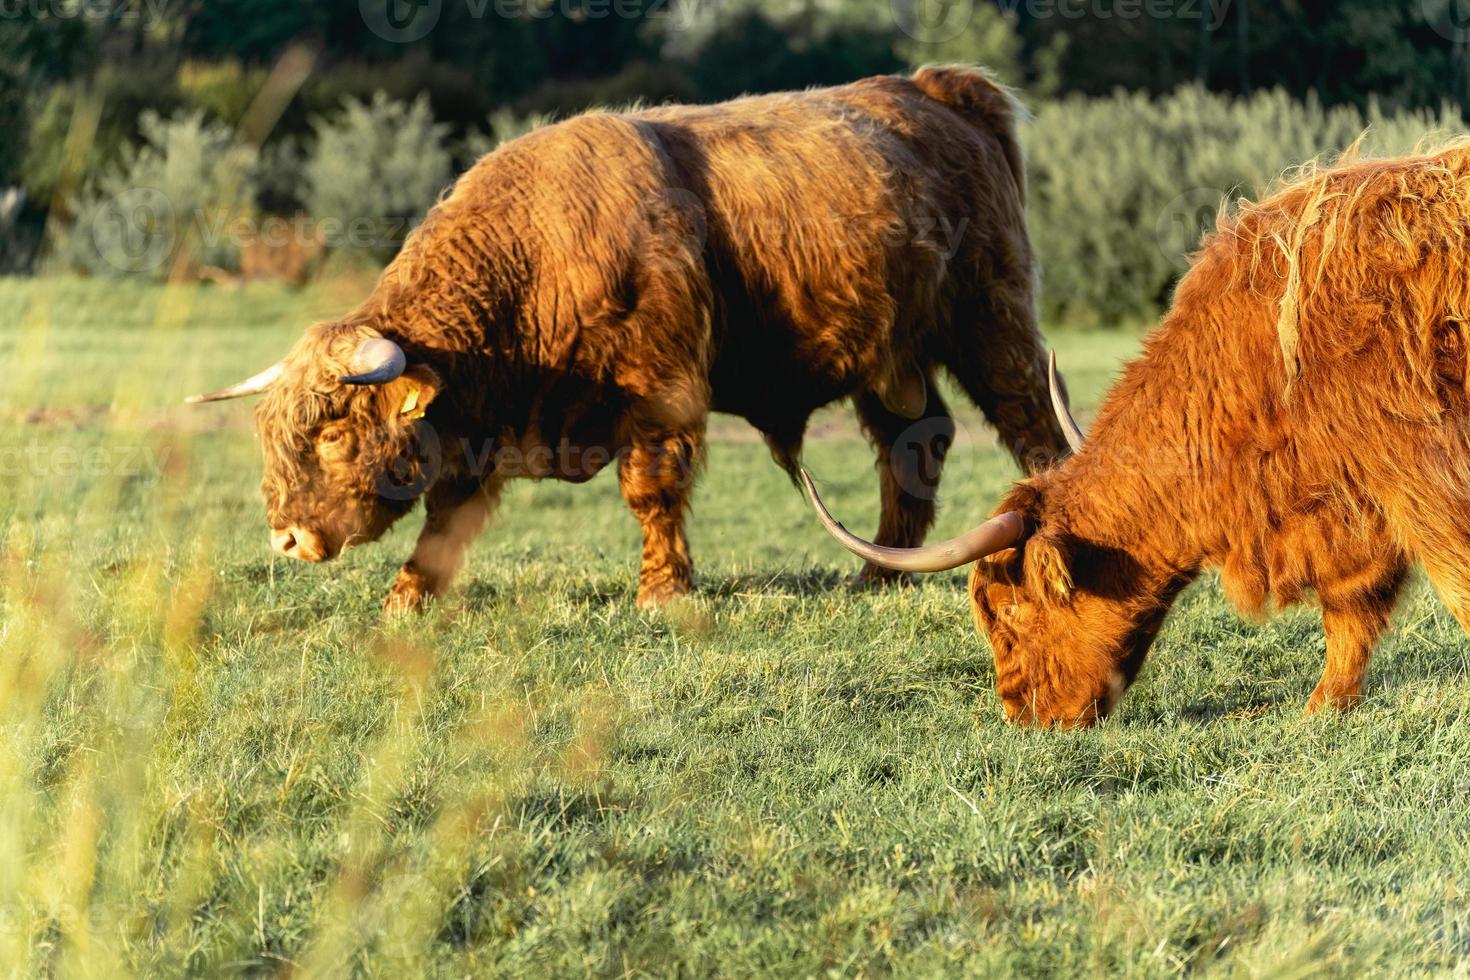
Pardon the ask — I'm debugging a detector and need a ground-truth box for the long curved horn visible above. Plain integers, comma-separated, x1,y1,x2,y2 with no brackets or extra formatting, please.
340,337,406,386
801,469,1026,572
1049,350,1085,452
185,362,285,403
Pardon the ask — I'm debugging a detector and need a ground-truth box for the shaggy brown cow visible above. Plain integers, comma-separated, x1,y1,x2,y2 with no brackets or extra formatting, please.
187,67,1069,612
808,142,1470,726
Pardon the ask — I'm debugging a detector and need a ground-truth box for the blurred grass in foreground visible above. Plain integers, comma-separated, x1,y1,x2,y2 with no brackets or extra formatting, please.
2,278,1470,975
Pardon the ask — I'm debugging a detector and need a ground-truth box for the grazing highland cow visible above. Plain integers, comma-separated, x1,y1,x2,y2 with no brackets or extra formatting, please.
808,142,1470,726
187,68,1069,612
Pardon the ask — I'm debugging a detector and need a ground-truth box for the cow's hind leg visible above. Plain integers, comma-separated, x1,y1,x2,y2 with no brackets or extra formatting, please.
383,475,501,615
853,384,953,584
1372,473,1470,669
1309,566,1408,712
619,426,702,608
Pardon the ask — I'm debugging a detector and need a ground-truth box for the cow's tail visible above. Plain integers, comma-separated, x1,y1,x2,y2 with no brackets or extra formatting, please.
911,65,1028,204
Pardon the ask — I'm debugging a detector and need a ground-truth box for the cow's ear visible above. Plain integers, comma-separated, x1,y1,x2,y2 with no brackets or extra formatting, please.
1023,529,1074,604
378,365,441,423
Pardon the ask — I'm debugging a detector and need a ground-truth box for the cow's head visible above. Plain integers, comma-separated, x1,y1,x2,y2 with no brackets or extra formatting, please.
962,483,1173,726
803,353,1170,727
187,321,442,562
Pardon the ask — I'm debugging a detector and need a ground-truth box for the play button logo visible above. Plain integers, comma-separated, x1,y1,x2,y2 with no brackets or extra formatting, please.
361,0,441,43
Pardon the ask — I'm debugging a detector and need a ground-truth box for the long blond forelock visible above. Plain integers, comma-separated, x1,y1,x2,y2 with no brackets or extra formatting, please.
1217,139,1470,395
254,321,398,509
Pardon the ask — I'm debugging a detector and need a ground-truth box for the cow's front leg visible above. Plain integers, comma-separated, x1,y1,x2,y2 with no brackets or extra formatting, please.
853,386,953,584
383,476,500,615
1308,569,1406,712
619,430,702,608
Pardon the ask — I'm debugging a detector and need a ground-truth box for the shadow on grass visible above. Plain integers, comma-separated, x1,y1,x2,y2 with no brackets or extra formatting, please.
439,787,638,949
461,577,633,609
1129,677,1303,726
457,580,507,607
435,563,966,618
1173,697,1281,725
705,566,850,598
700,566,962,601
457,567,892,608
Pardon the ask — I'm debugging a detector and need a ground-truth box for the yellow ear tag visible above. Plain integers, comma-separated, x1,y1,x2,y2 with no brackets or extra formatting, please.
399,385,425,420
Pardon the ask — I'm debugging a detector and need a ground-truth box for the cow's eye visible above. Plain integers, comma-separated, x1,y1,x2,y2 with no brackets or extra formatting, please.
317,428,351,453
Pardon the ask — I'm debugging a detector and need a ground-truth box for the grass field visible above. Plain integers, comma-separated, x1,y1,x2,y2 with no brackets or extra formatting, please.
4,277,1470,976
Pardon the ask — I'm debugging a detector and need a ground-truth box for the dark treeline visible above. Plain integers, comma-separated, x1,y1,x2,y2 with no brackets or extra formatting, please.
4,0,1469,300
5,1,1468,184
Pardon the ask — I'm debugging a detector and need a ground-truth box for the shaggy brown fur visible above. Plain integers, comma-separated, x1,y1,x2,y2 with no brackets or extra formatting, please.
249,67,1069,610
969,141,1470,726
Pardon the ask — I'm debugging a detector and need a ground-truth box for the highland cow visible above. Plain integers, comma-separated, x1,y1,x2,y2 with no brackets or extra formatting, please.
807,142,1470,726
187,67,1070,612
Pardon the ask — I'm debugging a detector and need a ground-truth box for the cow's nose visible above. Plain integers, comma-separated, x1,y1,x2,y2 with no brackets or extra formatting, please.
271,526,325,562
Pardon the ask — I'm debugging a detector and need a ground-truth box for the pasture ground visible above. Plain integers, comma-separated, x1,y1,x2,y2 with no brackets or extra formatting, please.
3,278,1470,976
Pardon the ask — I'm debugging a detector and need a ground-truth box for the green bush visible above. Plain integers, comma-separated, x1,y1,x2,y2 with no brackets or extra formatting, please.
1024,86,1467,325
19,63,184,210
28,77,1470,314
55,109,259,279
303,92,452,263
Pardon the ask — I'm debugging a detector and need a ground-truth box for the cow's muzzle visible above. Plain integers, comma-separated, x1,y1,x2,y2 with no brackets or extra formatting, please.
271,526,329,562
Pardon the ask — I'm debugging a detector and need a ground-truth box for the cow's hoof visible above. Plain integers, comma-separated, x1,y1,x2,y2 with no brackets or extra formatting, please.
382,570,435,617
1304,684,1362,714
635,579,693,610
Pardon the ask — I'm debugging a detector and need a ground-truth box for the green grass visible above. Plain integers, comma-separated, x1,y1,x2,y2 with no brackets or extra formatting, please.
3,278,1470,976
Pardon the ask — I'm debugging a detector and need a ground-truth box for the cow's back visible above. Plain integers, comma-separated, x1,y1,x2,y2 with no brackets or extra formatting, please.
629,70,1027,428
381,69,1031,441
